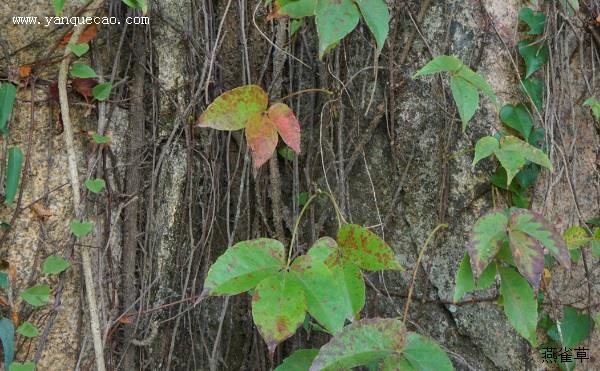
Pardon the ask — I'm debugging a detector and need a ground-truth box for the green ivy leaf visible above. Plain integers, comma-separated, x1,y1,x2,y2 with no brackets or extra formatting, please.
0,83,17,135
519,8,545,35
494,147,526,186
507,229,544,290
518,40,549,79
468,209,508,278
456,66,499,109
450,76,479,131
337,224,402,271
501,136,552,170
500,104,533,140
499,266,538,346
196,85,268,130
354,0,390,52
92,82,112,101
401,332,454,371
583,97,600,122
472,136,499,167
547,307,593,348
20,285,50,307
509,208,570,269
275,349,319,371
309,318,406,370
68,43,89,57
91,133,111,144
9,362,36,371
42,255,71,275
271,0,316,18
5,147,24,206
290,19,304,36
252,271,306,355
84,178,106,194
380,355,415,371
563,226,590,249
16,321,39,338
122,0,148,13
0,272,8,289
413,55,463,77
591,228,600,257
0,317,15,367
290,238,365,333
453,253,496,303
53,0,66,15
70,220,94,239
297,192,309,207
522,77,544,112
315,0,360,59
202,238,285,296
70,63,97,78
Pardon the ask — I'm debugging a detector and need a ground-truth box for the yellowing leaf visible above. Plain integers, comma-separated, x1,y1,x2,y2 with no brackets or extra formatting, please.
196,85,268,130
337,224,402,271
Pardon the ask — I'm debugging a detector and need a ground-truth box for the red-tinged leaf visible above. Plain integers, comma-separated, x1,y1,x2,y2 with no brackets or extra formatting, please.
196,85,268,130
508,229,544,290
468,210,509,278
267,103,301,153
509,208,570,269
59,24,99,48
72,78,98,102
252,271,307,356
245,113,278,168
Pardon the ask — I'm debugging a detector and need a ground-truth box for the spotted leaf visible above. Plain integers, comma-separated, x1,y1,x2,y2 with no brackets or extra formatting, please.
196,85,268,130
337,224,402,271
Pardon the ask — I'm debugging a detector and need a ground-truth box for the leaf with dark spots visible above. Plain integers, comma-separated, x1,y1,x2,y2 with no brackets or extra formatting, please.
202,238,285,296
336,224,402,271
252,271,307,356
509,208,570,269
468,209,509,279
245,112,279,168
267,103,301,153
508,229,544,291
309,318,406,370
196,85,268,130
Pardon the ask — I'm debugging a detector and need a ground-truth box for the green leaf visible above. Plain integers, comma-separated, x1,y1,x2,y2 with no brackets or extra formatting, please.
70,63,97,78
91,133,111,144
290,19,304,36
0,83,17,135
68,43,89,57
500,104,533,140
122,0,147,13
591,228,600,257
450,75,479,131
456,66,499,109
196,85,268,130
20,285,50,307
5,147,23,206
315,0,360,59
583,97,600,122
272,0,316,18
354,0,390,51
84,178,106,194
309,318,406,370
0,317,15,366
499,266,538,346
500,136,553,170
380,355,415,371
53,0,66,15
69,220,94,239
252,271,306,355
297,192,309,207
453,253,496,303
472,136,499,167
42,255,70,275
518,40,549,78
278,146,295,161
509,208,570,269
0,272,8,289
401,332,453,371
413,55,463,77
522,77,544,112
519,7,545,35
16,321,39,338
275,349,319,371
508,229,544,290
563,226,590,249
547,307,593,348
202,238,285,296
468,210,508,278
494,149,526,187
290,238,365,333
92,83,112,101
337,224,402,271
515,164,540,189
9,362,36,371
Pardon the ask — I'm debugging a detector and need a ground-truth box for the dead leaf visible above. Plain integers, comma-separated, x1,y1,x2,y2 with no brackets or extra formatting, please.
31,202,53,219
59,24,98,48
72,78,98,102
267,103,301,153
18,65,32,78
245,112,278,168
